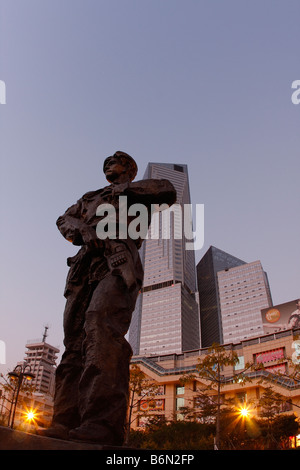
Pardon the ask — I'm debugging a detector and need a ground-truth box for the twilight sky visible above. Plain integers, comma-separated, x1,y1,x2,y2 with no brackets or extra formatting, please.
0,0,299,373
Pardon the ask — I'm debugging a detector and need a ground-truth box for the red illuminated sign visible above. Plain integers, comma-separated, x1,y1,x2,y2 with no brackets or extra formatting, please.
255,348,284,364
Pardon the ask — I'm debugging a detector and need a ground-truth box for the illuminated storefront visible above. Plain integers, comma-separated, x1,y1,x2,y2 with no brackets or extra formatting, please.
130,327,300,435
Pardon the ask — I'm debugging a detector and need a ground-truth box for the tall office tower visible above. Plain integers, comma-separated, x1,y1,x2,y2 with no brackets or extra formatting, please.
197,246,246,347
129,163,200,356
217,261,273,344
23,327,59,396
197,246,273,347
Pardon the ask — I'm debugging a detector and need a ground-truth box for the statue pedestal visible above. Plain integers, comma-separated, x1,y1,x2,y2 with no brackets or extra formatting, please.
0,425,130,450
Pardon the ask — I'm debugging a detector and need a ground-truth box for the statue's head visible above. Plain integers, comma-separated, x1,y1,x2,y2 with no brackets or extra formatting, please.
103,151,138,183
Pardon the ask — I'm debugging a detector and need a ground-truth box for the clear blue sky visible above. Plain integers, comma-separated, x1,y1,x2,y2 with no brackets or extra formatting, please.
1,0,299,373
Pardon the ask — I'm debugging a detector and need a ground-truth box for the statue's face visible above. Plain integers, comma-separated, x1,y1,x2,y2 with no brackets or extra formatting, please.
104,158,127,182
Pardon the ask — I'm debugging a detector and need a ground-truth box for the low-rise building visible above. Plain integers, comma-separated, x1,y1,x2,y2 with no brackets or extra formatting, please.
130,328,300,429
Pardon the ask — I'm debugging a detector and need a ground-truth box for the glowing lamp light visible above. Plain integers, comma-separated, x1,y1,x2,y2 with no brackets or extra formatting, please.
8,371,19,381
24,372,35,381
24,409,37,423
239,407,249,418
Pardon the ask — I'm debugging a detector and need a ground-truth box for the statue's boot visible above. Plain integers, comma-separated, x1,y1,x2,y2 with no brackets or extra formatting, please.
37,424,70,440
69,424,121,446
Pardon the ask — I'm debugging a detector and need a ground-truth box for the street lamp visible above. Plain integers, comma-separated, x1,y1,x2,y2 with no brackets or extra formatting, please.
239,406,249,418
26,410,36,422
7,363,35,429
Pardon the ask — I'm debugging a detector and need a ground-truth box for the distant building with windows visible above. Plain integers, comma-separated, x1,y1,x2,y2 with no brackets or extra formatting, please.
129,163,200,356
23,328,59,397
130,328,300,430
0,328,59,429
197,246,272,347
217,260,273,344
196,246,246,347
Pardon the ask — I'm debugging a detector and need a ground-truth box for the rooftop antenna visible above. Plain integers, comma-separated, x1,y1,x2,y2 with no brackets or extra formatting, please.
42,324,49,343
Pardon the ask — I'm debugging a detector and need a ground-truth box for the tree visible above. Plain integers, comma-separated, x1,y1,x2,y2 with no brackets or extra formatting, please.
272,414,299,449
195,343,244,449
129,418,214,450
258,386,283,420
256,385,296,449
125,365,160,443
177,372,218,424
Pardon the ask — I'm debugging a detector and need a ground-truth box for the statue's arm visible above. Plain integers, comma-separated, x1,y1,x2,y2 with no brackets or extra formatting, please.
118,179,177,207
56,200,96,246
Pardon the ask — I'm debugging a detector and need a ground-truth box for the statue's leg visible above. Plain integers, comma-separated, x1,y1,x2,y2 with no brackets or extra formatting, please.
69,274,139,445
43,282,93,439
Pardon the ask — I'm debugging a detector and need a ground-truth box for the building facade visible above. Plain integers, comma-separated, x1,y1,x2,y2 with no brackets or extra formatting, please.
197,246,272,347
23,333,59,397
130,328,300,430
129,163,200,356
196,246,247,347
217,260,273,344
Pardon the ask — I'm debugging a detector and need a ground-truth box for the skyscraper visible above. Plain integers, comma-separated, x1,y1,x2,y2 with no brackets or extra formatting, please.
197,246,246,347
217,260,273,343
197,246,273,347
129,163,200,355
23,327,59,396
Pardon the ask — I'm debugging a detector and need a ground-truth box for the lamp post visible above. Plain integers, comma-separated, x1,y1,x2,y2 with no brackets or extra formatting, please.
7,363,35,429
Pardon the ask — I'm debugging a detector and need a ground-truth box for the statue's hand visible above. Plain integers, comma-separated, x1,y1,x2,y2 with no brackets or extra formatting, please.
81,225,101,249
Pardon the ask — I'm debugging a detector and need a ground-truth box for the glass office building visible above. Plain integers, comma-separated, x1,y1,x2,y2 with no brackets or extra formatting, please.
129,163,200,356
197,246,273,347
196,246,246,347
217,260,273,343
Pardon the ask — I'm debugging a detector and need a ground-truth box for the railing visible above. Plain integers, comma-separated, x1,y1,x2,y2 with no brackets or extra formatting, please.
132,356,300,390
133,327,300,364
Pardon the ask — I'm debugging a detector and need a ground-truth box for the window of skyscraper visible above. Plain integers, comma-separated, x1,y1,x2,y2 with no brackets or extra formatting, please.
176,385,185,395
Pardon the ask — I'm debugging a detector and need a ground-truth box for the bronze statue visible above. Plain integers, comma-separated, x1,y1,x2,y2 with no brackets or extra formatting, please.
45,152,176,445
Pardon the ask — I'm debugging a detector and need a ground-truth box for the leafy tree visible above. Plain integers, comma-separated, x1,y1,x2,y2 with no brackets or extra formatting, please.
127,341,300,450
176,383,219,424
255,386,299,449
128,419,214,450
195,343,245,449
272,414,299,449
255,413,299,450
258,386,283,420
219,405,262,449
125,365,161,443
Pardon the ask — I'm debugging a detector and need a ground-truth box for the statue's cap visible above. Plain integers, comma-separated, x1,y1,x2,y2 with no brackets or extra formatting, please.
103,151,138,182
